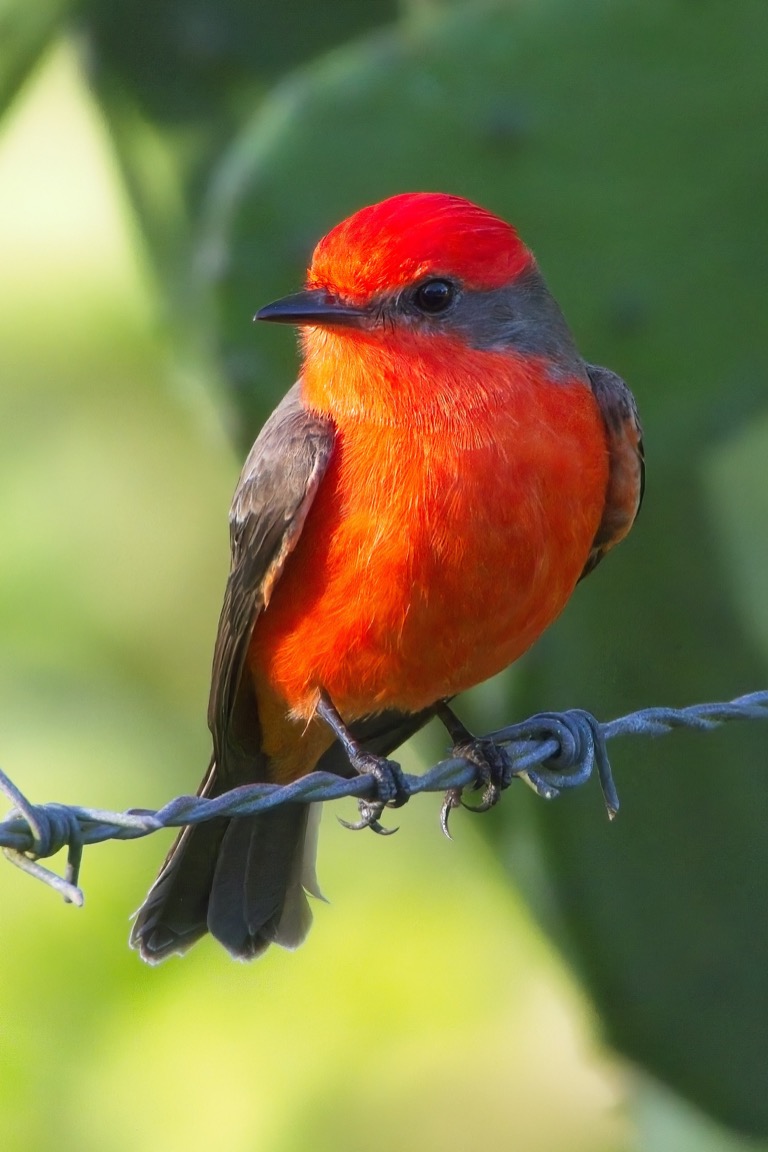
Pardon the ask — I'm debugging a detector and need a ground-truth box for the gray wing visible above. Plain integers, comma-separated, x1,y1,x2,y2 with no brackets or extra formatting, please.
581,363,645,579
129,387,333,961
207,383,335,774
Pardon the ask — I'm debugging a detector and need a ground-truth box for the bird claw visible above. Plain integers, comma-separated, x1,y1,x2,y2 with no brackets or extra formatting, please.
339,752,408,834
338,803,398,835
462,780,501,813
440,737,509,834
439,788,462,838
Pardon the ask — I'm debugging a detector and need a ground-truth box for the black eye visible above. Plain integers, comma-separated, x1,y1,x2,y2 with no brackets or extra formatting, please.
413,278,456,315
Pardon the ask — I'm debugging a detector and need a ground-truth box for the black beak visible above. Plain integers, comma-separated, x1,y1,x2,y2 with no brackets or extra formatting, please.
254,289,367,327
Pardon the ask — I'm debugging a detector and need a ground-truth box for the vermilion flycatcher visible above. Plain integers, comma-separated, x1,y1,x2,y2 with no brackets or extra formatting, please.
131,193,644,963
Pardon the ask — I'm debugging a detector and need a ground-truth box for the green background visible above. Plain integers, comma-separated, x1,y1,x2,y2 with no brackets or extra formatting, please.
1,1,767,1149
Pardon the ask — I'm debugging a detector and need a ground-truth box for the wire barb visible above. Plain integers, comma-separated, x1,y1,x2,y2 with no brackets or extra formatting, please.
0,691,766,907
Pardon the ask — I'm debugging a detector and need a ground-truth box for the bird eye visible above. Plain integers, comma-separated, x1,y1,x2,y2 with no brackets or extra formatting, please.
413,278,456,315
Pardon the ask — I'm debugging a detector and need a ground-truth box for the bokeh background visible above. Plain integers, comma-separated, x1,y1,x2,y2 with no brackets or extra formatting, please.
1,1,767,1149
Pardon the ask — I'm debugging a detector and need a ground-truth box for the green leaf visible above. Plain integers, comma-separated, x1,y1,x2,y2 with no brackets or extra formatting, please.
198,0,768,1134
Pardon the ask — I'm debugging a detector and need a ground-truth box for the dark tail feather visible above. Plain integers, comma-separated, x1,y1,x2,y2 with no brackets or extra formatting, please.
129,817,225,960
130,795,317,964
207,806,313,960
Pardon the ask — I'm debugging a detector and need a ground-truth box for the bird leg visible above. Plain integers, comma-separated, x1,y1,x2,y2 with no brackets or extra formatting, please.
316,693,408,834
435,702,512,836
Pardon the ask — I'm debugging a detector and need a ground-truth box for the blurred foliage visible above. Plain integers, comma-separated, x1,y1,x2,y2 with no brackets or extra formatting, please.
82,0,396,303
1,0,768,1150
0,0,78,113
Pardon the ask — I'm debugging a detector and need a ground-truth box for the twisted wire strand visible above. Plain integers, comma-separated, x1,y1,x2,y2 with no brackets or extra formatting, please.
1,691,766,907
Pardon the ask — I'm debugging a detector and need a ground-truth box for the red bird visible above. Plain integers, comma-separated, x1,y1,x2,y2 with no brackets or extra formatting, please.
131,192,643,963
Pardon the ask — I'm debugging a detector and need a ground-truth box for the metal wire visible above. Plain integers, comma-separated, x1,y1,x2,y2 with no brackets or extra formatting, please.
1,691,766,907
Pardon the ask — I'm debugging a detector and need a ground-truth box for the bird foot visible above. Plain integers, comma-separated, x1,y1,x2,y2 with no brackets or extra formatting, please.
440,737,511,837
317,693,409,834
338,752,408,835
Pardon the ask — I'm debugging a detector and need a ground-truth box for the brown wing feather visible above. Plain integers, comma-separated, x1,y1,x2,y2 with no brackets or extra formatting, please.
581,363,645,579
207,382,334,777
130,384,334,961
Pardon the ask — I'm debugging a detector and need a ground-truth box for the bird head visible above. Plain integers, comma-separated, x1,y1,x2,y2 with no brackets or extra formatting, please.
255,193,584,413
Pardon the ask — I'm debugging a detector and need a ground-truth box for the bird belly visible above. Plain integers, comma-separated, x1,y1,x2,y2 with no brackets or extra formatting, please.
250,382,608,721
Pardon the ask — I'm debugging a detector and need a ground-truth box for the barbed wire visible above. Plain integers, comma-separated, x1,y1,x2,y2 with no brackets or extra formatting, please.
1,691,766,909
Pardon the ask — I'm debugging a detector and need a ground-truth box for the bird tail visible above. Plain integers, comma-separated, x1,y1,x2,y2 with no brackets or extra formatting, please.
129,759,323,963
130,705,437,963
